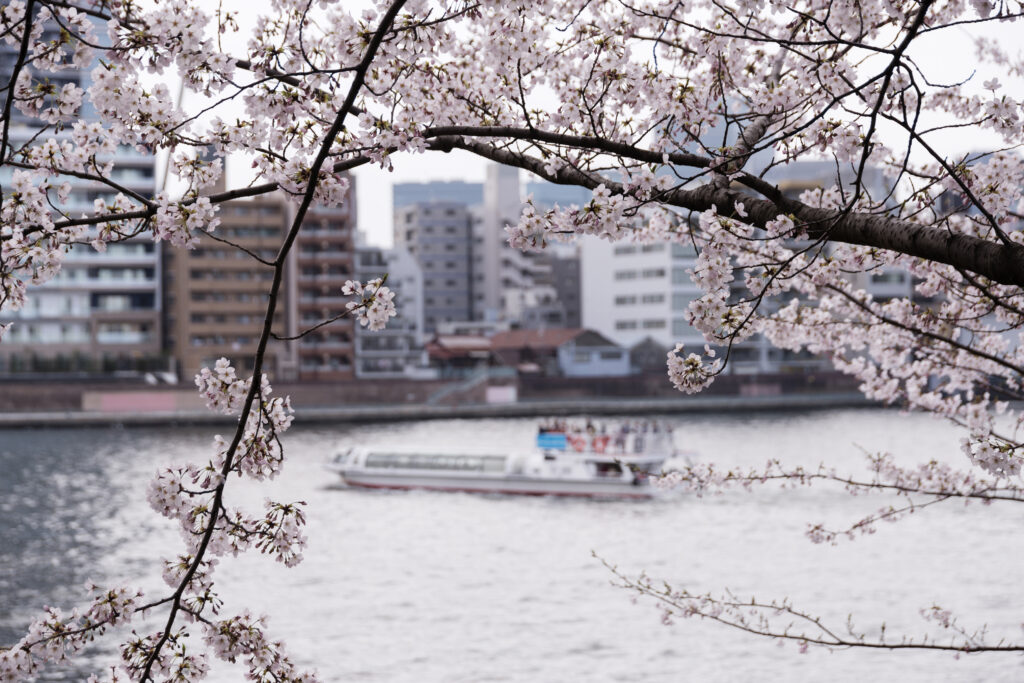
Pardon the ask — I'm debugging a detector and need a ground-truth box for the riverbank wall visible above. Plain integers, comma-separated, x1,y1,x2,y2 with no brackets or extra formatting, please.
0,392,879,428
0,368,879,428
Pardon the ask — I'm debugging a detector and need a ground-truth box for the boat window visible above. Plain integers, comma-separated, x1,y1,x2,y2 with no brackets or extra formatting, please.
365,453,506,471
594,462,624,477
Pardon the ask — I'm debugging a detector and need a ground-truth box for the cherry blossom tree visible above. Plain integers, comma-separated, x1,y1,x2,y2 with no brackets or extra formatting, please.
2,0,1024,678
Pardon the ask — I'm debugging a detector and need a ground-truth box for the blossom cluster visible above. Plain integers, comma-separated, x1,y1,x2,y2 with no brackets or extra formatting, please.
666,344,721,394
0,583,143,681
153,195,221,249
342,278,397,331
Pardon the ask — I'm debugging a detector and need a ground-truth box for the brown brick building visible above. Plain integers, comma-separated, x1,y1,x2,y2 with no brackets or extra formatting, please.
164,190,297,382
165,175,357,383
292,200,357,381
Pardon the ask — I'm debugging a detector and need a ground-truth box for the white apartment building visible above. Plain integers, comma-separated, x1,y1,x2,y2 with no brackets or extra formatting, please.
353,245,433,378
0,138,159,372
0,18,160,374
580,236,821,374
580,161,910,375
581,237,706,348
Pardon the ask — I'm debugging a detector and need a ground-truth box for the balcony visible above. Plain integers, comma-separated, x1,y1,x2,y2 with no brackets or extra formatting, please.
297,250,352,260
298,341,352,351
96,331,152,344
298,296,352,305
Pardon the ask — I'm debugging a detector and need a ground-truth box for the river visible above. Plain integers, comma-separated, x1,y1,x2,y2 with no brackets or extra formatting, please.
1,409,1022,682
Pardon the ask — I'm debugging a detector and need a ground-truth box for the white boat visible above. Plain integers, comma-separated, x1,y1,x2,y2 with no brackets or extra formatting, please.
327,421,678,499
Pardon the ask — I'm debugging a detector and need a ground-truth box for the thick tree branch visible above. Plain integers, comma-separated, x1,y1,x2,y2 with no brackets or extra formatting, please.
430,135,1024,289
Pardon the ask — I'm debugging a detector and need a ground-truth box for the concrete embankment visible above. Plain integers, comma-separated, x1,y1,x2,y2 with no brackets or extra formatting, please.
0,393,879,429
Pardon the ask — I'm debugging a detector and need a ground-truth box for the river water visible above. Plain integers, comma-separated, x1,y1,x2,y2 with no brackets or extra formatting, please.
2,409,1023,682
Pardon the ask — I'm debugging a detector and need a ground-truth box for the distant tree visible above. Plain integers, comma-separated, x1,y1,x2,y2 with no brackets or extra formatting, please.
2,0,1024,679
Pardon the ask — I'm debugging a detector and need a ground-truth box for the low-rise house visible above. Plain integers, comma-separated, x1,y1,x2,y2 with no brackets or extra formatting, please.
425,335,494,378
629,337,672,374
490,328,631,377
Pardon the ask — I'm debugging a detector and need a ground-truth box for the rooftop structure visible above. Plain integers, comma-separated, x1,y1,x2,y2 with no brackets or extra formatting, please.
393,180,483,209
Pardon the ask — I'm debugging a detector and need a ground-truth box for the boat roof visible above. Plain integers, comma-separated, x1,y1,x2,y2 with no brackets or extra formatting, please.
576,453,667,462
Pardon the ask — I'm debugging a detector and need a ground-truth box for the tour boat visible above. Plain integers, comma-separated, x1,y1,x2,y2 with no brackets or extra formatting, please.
327,421,678,499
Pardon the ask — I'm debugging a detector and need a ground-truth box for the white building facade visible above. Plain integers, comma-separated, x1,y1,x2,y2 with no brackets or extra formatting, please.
0,19,160,374
353,245,433,378
581,238,704,348
580,237,807,374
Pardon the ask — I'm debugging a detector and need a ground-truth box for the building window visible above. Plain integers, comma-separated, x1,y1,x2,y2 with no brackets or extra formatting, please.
613,245,637,255
641,293,665,304
614,270,637,281
642,319,666,329
641,268,666,278
672,243,698,259
672,267,689,284
615,320,637,330
870,270,907,284
614,295,637,306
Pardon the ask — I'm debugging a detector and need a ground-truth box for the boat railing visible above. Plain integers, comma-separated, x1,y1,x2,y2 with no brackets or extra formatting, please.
536,430,673,457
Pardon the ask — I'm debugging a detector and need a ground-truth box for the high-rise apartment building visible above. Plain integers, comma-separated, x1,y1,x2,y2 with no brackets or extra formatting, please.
353,244,431,378
475,165,521,321
165,175,359,383
164,189,295,381
0,17,160,374
393,168,586,331
581,238,703,345
393,201,474,334
292,198,358,381
581,236,805,373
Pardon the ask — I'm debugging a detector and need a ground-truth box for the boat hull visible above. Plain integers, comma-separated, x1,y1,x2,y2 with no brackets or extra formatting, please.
337,470,655,499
